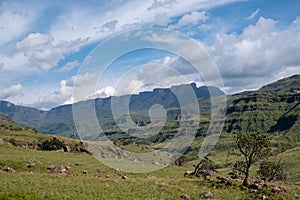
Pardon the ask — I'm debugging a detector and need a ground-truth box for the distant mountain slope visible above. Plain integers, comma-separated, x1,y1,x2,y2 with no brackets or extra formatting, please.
0,75,299,142
0,101,45,129
259,74,300,93
0,113,22,130
224,92,300,135
0,84,224,137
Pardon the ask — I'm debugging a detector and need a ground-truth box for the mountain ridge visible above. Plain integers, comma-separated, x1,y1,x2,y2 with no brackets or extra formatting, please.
0,84,224,136
0,75,299,140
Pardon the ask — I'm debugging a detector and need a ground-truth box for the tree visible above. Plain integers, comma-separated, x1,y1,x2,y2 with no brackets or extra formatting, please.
233,132,270,186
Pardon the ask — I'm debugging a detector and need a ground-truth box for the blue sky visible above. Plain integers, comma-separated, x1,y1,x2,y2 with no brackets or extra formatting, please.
0,0,299,110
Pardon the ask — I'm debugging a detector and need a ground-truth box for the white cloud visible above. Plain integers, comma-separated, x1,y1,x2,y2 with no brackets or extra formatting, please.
242,17,276,39
0,84,22,99
170,11,208,29
208,17,300,93
0,2,38,45
112,61,200,96
29,73,98,109
245,8,260,20
49,0,244,43
15,32,87,71
57,60,80,72
66,73,97,87
94,86,115,98
0,0,246,83
147,0,177,10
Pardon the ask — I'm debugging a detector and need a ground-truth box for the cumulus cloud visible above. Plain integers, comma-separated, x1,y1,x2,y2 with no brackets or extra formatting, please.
154,56,198,75
57,60,80,72
112,61,201,97
94,86,115,98
66,73,97,87
0,84,22,99
100,20,118,32
147,0,177,10
30,73,99,109
33,80,72,110
15,33,87,71
0,0,245,77
169,11,208,29
209,17,300,93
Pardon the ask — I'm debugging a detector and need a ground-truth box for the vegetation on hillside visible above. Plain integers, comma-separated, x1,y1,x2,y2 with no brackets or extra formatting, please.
0,75,299,199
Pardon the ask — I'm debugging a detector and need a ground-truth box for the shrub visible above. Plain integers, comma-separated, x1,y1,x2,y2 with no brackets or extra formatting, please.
41,137,64,151
174,155,187,166
257,159,286,181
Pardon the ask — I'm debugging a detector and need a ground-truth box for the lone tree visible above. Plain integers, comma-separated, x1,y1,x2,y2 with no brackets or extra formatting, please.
233,132,270,186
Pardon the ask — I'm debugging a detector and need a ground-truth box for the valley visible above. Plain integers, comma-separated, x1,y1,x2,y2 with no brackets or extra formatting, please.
0,75,300,199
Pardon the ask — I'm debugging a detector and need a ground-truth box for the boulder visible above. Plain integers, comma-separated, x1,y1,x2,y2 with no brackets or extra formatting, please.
26,163,35,168
184,171,193,177
157,182,168,190
47,165,55,170
50,166,67,174
180,194,191,200
271,186,281,194
63,145,72,153
216,176,233,186
201,191,213,199
121,175,128,180
279,186,288,194
3,167,15,173
145,175,157,179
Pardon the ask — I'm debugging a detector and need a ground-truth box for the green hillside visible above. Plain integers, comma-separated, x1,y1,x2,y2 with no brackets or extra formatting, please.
259,75,300,93
1,114,300,199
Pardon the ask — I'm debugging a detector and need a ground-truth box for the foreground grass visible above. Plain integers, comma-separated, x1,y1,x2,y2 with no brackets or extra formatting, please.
1,144,300,200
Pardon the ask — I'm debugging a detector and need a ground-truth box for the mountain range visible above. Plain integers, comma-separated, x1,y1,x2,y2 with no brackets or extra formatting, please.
0,75,299,143
0,83,223,137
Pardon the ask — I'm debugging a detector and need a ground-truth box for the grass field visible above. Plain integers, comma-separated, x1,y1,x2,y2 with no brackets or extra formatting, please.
1,137,300,199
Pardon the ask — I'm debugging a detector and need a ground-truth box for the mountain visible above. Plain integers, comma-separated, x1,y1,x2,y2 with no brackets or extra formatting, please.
259,74,300,93
0,84,224,137
0,113,23,130
224,92,299,134
0,75,299,144
223,75,300,138
0,101,46,129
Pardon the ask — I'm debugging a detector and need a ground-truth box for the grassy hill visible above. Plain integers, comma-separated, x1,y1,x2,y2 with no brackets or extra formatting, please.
1,115,300,199
259,74,300,93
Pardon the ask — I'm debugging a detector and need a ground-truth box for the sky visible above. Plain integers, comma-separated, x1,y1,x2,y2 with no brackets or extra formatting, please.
0,0,299,110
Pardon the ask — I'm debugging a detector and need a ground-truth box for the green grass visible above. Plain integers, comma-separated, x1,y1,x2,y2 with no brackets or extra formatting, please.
1,141,300,199
1,114,300,199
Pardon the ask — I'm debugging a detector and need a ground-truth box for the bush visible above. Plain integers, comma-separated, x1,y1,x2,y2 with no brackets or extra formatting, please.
174,155,187,166
41,137,64,151
257,159,286,181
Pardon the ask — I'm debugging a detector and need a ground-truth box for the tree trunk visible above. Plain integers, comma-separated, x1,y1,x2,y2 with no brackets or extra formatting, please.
243,172,249,186
243,164,251,186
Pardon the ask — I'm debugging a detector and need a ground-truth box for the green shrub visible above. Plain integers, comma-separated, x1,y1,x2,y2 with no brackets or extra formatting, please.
41,137,64,151
257,159,287,181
